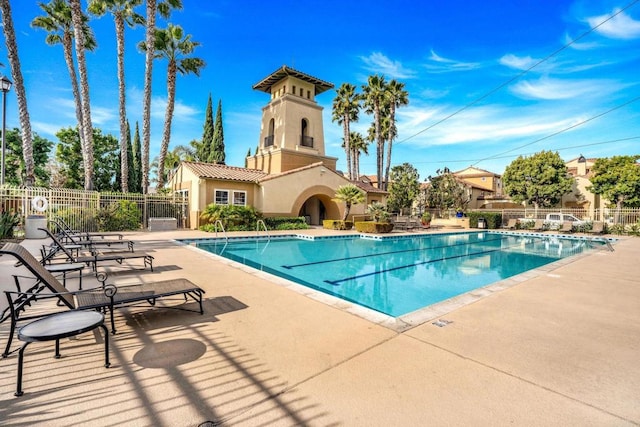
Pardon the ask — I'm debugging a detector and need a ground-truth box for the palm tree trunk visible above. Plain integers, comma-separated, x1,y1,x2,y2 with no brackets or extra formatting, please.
0,0,35,186
61,33,85,158
375,104,384,190
343,117,351,180
384,103,396,191
141,0,157,194
69,0,94,191
156,61,177,190
115,13,128,192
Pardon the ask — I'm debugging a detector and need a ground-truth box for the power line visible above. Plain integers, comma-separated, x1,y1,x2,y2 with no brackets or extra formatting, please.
395,0,640,145
472,96,640,165
359,136,640,167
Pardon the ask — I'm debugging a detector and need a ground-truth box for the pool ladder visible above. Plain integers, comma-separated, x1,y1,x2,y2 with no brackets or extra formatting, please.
256,219,270,240
214,220,228,241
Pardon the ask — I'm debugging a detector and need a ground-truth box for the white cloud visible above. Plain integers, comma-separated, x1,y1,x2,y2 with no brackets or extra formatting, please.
424,50,480,73
586,8,640,40
395,105,587,147
510,76,627,100
563,32,600,50
499,54,538,70
359,52,417,79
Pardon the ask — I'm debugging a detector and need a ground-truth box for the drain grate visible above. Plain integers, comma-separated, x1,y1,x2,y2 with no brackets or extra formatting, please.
432,319,454,327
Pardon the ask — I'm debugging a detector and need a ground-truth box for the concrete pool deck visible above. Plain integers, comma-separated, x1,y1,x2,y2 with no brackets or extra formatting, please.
0,228,638,426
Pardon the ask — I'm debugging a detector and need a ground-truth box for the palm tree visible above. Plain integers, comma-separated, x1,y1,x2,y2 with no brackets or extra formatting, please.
1,0,35,186
68,0,95,190
361,75,387,189
384,80,409,191
150,144,194,186
32,0,96,173
141,0,182,194
333,184,365,221
349,131,368,180
332,83,360,180
142,24,204,190
88,0,144,193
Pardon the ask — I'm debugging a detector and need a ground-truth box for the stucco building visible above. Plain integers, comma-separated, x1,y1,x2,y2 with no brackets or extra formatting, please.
169,66,386,229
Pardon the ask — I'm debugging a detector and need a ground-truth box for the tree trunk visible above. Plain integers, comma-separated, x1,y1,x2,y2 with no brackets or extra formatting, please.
0,0,35,186
384,103,396,191
141,0,157,194
374,103,384,189
69,0,94,190
62,33,85,160
343,116,351,180
115,13,128,192
156,61,177,190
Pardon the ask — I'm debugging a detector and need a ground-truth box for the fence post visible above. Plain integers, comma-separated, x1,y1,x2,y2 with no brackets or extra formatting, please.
143,194,148,230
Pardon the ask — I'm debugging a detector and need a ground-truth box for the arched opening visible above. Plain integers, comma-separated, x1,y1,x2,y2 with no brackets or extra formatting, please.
300,118,313,147
298,196,326,225
291,186,341,226
265,118,275,147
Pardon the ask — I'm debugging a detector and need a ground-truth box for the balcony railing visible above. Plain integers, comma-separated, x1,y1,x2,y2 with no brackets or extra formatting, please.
300,135,313,147
264,135,274,147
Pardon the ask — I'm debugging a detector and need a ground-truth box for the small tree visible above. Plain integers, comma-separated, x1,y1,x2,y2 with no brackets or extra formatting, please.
387,162,420,215
333,184,365,221
588,155,640,221
424,167,470,216
503,151,574,210
367,201,390,222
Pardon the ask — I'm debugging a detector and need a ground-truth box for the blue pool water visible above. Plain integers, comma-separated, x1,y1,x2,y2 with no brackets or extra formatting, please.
184,232,605,317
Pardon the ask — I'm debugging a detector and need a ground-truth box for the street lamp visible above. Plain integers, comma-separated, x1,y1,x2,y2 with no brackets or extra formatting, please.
0,75,12,186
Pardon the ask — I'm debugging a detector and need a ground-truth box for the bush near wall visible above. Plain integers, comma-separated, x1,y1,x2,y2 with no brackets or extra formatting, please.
467,211,502,229
265,216,309,230
323,220,353,230
354,221,394,233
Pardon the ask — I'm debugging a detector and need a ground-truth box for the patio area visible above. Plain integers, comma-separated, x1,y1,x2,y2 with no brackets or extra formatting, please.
1,228,638,426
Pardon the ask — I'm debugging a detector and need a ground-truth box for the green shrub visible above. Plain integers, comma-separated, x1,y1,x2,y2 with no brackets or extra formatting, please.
201,204,261,230
355,221,394,233
54,207,99,232
466,211,503,229
0,211,20,239
323,220,353,230
96,200,141,231
264,216,308,229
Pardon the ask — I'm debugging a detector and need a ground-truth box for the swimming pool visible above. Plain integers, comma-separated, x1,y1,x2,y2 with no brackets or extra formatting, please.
183,232,606,317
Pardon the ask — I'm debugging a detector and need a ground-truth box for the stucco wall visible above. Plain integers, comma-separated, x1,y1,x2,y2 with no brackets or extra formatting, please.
259,165,358,220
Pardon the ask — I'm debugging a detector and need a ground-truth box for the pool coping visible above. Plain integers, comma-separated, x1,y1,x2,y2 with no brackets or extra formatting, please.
176,231,616,333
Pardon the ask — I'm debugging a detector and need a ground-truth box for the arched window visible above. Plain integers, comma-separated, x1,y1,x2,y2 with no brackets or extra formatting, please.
265,118,275,147
301,119,313,147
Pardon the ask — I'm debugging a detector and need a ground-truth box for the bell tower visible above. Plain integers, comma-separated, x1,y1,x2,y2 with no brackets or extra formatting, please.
246,65,338,174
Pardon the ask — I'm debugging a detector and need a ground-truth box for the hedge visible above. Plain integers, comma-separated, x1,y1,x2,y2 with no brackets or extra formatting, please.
466,211,503,229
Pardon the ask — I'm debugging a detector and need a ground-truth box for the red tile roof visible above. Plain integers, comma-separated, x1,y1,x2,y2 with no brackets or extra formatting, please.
181,162,268,182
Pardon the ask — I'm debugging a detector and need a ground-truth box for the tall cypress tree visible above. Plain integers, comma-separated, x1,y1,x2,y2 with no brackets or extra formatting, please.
199,94,214,162
209,99,225,164
125,120,134,193
131,121,142,193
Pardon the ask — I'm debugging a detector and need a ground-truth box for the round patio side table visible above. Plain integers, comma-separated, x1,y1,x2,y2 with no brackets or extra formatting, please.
15,310,110,397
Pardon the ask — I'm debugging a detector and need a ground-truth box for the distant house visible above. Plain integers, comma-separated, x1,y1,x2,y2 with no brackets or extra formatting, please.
169,66,386,229
452,166,519,209
561,155,603,217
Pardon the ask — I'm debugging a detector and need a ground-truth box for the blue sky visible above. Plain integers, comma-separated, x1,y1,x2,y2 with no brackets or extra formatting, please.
3,0,640,182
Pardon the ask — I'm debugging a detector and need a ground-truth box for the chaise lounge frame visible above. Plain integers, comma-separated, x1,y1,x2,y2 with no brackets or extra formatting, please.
0,243,205,357
39,227,153,272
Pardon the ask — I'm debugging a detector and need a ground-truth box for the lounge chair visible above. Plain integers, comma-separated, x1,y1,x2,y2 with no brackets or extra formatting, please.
532,219,546,232
505,218,518,229
0,242,204,356
52,222,135,252
587,221,605,234
39,227,153,272
52,217,124,241
559,221,574,233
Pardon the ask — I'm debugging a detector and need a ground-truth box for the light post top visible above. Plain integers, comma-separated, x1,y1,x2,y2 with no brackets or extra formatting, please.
0,75,12,93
